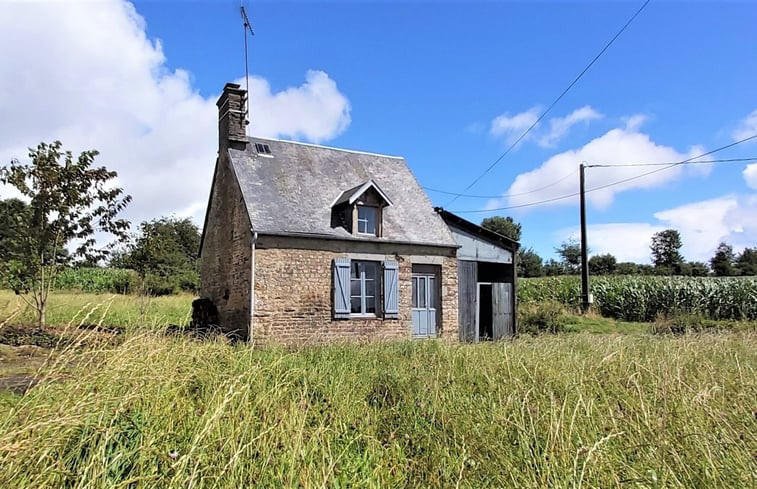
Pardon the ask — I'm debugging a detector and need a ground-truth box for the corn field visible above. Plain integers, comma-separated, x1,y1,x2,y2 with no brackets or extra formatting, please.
518,276,757,321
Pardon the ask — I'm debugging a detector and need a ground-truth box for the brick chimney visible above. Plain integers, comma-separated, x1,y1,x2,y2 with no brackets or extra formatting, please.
216,83,248,150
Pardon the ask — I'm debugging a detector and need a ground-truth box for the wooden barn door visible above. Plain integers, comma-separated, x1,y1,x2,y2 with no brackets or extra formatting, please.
491,283,514,339
458,261,477,342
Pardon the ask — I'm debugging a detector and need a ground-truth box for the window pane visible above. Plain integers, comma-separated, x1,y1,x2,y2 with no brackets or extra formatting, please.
363,262,377,280
365,295,376,314
357,206,376,235
428,277,435,308
350,279,361,297
365,279,375,297
411,277,418,308
351,262,360,278
418,277,426,308
351,295,361,313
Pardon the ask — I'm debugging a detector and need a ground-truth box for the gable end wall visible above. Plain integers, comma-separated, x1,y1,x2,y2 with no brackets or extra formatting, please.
199,154,252,337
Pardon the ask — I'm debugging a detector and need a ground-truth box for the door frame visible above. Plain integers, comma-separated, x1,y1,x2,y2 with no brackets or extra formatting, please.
411,272,438,338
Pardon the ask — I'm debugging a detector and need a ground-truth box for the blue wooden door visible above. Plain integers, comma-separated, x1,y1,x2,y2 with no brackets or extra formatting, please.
412,274,437,337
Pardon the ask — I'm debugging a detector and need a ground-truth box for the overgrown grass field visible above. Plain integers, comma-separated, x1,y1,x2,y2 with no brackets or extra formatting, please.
0,332,755,487
0,290,192,329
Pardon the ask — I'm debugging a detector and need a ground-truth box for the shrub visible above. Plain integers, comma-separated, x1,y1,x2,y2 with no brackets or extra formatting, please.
517,300,566,335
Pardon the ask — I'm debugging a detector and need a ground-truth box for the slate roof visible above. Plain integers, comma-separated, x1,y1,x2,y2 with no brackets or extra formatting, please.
228,137,456,247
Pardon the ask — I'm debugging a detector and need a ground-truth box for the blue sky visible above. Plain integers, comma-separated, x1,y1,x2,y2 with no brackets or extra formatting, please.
1,1,756,263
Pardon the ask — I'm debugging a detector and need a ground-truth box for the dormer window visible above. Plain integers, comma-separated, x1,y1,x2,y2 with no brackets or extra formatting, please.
357,205,377,235
330,180,393,238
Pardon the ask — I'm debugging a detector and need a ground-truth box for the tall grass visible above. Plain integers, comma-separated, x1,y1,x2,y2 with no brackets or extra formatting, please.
519,276,757,321
0,290,192,329
0,332,755,487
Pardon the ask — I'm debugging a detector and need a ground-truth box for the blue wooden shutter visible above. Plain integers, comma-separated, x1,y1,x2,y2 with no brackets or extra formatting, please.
333,258,351,319
383,259,399,319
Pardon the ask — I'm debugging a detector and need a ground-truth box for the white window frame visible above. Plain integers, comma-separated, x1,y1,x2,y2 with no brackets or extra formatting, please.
356,205,378,236
350,260,381,317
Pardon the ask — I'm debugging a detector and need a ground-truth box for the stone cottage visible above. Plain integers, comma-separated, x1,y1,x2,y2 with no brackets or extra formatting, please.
199,83,461,343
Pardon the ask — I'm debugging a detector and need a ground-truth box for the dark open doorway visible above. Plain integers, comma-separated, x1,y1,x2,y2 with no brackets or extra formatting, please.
478,283,493,340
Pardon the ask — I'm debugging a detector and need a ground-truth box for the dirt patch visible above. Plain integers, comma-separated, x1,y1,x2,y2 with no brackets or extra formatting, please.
0,326,67,349
0,374,38,395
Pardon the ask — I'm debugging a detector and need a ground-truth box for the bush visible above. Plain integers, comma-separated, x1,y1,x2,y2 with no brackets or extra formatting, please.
517,300,566,335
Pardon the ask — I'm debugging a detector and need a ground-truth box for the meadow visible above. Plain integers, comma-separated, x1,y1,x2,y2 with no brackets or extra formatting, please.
0,290,192,331
0,331,755,488
0,280,755,487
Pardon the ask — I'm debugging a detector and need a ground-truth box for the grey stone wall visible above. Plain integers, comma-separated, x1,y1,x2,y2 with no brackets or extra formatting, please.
199,155,251,338
251,246,459,345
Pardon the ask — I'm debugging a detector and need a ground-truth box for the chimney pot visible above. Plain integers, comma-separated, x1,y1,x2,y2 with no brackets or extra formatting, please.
217,83,248,150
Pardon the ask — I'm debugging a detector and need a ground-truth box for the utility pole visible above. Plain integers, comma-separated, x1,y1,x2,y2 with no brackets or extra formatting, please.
579,163,591,313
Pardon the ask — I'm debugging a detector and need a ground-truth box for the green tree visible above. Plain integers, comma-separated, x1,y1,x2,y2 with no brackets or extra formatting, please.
616,262,639,275
736,247,757,276
114,217,201,295
481,216,521,242
588,253,617,275
517,247,543,277
686,261,710,277
543,259,565,276
555,238,584,275
0,141,131,326
710,242,737,276
0,198,30,264
650,229,684,272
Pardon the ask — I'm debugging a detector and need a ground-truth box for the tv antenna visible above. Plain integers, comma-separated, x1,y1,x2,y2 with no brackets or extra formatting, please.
240,1,255,125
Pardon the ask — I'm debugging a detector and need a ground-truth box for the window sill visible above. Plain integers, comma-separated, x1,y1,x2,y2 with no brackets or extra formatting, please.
349,314,379,320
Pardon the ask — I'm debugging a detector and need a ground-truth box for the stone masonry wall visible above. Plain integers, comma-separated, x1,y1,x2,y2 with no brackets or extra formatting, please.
199,156,251,338
252,248,459,345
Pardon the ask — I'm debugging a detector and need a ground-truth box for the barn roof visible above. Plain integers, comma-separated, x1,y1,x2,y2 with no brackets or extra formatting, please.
435,208,520,252
226,137,456,247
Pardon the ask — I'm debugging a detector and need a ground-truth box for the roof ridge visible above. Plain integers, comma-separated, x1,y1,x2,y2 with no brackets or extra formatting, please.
248,136,404,160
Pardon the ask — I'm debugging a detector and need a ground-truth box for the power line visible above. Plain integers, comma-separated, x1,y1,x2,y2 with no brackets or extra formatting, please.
449,134,757,213
424,169,577,199
588,156,757,168
445,0,652,207
426,157,755,200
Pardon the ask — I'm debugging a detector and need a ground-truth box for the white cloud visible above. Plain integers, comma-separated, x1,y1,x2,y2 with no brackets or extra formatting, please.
622,114,648,132
0,0,350,227
558,194,757,263
489,105,602,147
733,109,757,142
537,106,602,147
502,127,706,210
558,223,664,263
744,163,757,190
654,196,743,261
489,107,540,145
238,71,350,143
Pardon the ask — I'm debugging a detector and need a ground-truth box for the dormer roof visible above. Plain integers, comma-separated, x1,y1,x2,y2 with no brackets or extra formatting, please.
330,179,394,208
